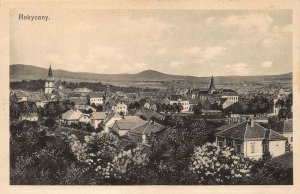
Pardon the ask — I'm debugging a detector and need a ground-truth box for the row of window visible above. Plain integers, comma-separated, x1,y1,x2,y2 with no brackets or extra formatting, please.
91,98,103,102
218,141,268,154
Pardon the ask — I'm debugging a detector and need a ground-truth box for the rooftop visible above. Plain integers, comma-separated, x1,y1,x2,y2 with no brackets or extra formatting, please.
216,121,287,141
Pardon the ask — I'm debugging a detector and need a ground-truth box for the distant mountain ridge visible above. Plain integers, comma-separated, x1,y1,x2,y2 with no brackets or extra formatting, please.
10,64,292,84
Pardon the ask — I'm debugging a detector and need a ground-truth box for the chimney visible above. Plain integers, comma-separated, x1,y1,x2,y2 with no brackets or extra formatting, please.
250,119,254,127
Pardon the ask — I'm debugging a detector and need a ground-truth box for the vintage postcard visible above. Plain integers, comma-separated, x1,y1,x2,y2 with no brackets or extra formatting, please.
0,0,299,194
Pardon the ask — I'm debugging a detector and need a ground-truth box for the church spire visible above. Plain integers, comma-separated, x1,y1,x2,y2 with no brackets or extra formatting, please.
48,65,53,77
208,74,215,94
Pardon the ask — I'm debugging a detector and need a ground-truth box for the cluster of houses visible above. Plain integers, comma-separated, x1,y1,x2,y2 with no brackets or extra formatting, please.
10,66,293,160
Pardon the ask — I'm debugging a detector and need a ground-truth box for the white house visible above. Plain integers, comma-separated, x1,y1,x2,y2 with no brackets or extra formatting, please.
14,90,28,102
162,95,190,112
112,101,128,114
128,120,166,144
101,112,123,132
112,116,146,136
59,108,84,125
19,112,38,121
215,121,287,160
271,119,293,150
90,112,107,129
78,114,91,124
87,92,104,106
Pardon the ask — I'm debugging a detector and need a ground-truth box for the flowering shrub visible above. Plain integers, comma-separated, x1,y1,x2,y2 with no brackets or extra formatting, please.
190,142,252,184
68,132,149,182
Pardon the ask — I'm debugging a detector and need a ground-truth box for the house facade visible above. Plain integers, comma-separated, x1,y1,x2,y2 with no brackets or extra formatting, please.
19,112,39,121
90,112,107,129
14,91,28,102
87,93,104,106
271,119,293,149
128,120,166,144
162,95,190,112
59,108,85,125
112,101,128,114
101,112,123,132
112,116,146,136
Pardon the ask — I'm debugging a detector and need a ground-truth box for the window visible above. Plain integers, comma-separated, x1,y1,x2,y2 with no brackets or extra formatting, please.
291,137,293,142
227,141,232,147
218,141,223,147
236,144,242,154
251,143,255,153
263,144,268,153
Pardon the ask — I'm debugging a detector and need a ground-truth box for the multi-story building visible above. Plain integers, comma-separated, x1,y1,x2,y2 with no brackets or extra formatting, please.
161,94,190,112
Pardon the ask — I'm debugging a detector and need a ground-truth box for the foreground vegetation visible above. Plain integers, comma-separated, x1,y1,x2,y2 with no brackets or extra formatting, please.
10,116,292,185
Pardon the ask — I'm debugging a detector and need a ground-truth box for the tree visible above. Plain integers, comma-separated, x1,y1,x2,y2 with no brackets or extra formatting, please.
177,103,183,113
11,133,79,184
193,103,203,115
44,117,56,128
10,101,20,119
248,96,271,115
146,115,214,184
189,143,252,184
156,103,162,112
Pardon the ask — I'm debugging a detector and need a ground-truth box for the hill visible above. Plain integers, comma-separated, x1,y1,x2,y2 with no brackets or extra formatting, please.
10,64,292,86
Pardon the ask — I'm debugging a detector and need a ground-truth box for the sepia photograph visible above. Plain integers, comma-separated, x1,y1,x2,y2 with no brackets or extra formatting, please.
8,8,293,186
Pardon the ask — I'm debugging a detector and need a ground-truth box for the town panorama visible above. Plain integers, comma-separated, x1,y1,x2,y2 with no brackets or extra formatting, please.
9,65,293,185
9,9,293,185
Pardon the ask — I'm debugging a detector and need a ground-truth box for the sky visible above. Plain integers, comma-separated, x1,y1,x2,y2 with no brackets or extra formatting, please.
10,9,292,76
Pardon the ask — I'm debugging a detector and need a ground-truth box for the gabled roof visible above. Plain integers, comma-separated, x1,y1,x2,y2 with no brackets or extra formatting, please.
61,109,83,120
205,96,216,104
19,112,38,118
14,90,28,98
113,116,146,131
28,93,44,102
189,99,200,105
130,121,165,135
168,94,188,101
272,120,293,134
73,88,92,93
215,122,240,132
68,92,85,98
222,89,235,92
102,112,122,125
90,112,107,120
135,108,165,120
216,121,287,141
75,104,96,111
88,92,105,98
68,97,87,105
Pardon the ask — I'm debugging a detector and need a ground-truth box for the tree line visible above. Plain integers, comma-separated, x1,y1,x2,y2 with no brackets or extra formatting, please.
10,80,159,93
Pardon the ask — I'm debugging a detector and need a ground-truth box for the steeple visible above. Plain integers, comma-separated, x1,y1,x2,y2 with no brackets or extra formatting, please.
104,85,110,100
208,74,216,94
45,65,55,94
48,65,53,77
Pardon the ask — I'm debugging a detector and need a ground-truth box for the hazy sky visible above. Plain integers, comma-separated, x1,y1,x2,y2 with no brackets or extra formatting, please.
10,9,292,76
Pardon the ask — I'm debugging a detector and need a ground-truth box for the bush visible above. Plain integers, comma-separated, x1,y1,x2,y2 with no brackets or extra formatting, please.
189,143,252,184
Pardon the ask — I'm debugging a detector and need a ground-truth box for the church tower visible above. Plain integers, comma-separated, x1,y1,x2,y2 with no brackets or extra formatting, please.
208,75,216,95
45,65,55,94
104,85,110,100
